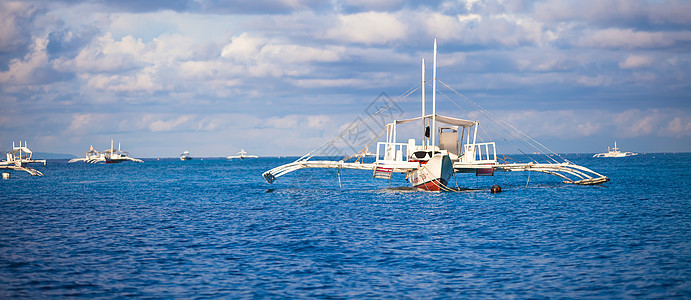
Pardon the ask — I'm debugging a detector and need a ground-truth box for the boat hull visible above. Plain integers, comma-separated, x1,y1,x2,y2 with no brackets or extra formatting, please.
593,152,637,158
413,178,449,191
407,154,453,191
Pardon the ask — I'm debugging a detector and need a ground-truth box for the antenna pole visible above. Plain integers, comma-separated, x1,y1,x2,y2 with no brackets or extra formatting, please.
422,58,426,148
432,39,437,148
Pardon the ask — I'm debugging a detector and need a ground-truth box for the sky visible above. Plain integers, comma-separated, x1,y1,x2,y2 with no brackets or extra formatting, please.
1,0,690,158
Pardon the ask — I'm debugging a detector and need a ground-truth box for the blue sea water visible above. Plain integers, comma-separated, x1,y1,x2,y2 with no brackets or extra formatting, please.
0,154,689,298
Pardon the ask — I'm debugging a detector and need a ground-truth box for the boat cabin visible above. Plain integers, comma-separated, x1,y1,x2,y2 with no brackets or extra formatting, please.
375,114,497,166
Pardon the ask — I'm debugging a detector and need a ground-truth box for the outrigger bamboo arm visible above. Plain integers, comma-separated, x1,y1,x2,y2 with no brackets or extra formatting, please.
262,160,418,184
490,162,609,185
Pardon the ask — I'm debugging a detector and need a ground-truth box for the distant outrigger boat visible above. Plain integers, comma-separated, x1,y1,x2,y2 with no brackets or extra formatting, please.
0,141,46,176
263,41,609,191
180,151,192,161
227,149,258,159
69,140,143,163
68,145,105,163
593,141,638,157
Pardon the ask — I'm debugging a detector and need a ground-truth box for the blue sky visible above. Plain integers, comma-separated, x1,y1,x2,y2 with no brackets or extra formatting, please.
1,0,689,157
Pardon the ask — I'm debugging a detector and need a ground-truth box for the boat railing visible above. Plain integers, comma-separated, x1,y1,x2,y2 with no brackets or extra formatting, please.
460,142,497,164
376,142,409,163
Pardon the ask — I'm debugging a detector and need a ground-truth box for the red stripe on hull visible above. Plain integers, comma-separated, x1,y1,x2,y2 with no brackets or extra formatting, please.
413,178,448,191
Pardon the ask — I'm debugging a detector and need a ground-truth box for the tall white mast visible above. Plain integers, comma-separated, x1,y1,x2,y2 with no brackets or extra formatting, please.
432,39,437,148
422,58,426,148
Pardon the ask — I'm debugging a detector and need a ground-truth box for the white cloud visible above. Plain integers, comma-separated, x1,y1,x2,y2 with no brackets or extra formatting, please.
610,109,684,138
578,29,690,49
339,0,404,11
307,115,331,128
325,12,408,44
66,113,95,133
660,117,691,138
619,55,654,69
55,33,147,73
220,32,345,78
534,0,691,26
222,33,344,64
492,108,690,140
291,78,372,88
267,115,300,129
416,10,557,48
500,110,602,138
267,114,332,130
0,1,37,52
221,33,263,60
148,115,194,132
577,75,612,87
86,69,161,93
0,37,49,85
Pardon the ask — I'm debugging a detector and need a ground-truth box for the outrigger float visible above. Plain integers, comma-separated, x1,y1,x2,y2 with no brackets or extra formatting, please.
0,141,46,176
262,41,609,191
69,140,143,163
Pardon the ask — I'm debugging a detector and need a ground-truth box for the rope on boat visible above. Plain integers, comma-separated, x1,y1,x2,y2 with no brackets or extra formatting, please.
436,79,556,164
434,87,538,164
436,79,569,165
418,162,463,193
295,84,421,163
348,127,387,163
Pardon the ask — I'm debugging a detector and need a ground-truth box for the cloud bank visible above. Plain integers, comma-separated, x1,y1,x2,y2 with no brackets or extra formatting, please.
0,0,689,156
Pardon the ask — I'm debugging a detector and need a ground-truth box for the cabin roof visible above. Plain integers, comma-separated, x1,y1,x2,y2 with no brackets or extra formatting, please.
394,114,477,127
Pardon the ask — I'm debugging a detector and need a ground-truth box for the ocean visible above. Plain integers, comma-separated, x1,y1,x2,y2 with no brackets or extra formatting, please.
1,154,689,298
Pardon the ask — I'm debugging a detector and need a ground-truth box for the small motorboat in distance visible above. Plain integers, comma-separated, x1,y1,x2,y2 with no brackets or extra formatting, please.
593,141,638,157
180,151,192,161
227,149,258,159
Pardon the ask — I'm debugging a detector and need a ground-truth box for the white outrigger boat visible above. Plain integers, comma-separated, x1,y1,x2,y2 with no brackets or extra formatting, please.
68,145,105,163
593,141,638,157
227,149,258,159
263,41,609,191
69,140,143,163
0,141,46,176
103,140,143,163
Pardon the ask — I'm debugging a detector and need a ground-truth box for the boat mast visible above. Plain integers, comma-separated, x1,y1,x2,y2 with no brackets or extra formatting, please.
432,39,437,148
422,58,426,148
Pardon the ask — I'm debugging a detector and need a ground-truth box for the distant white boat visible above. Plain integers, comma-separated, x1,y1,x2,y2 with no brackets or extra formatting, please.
69,145,105,163
593,141,638,158
180,151,192,161
70,140,143,163
103,140,143,163
227,149,258,159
